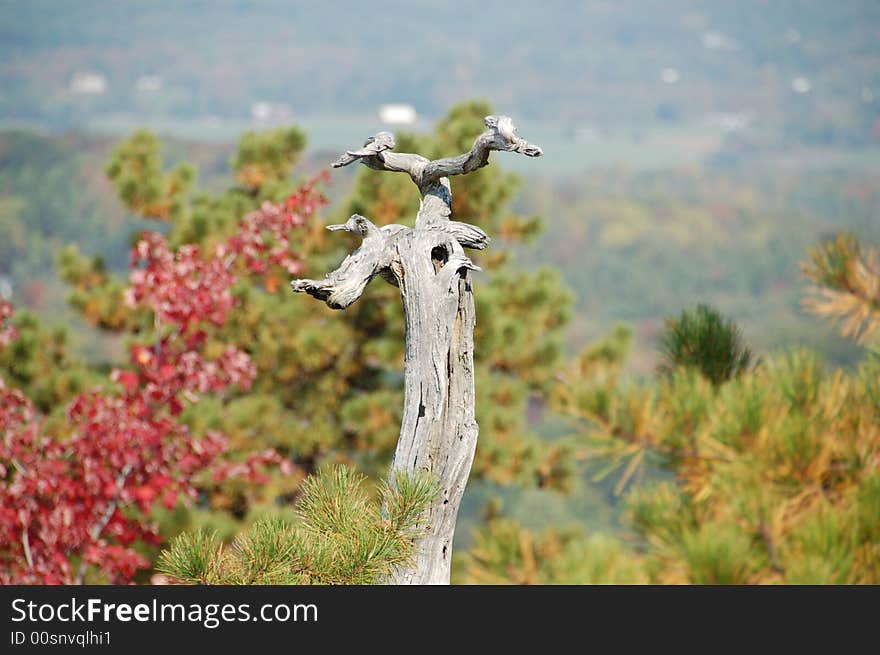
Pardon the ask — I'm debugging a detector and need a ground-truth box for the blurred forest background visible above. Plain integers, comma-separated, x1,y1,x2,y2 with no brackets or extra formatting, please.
1,1,879,583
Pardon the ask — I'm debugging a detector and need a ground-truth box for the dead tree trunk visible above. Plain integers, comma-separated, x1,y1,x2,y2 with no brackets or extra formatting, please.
291,116,542,584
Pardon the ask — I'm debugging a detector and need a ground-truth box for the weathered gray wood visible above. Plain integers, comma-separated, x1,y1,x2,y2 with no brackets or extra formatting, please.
292,115,542,584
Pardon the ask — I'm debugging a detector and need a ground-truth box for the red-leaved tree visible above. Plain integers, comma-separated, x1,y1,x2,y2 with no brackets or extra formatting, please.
0,180,326,584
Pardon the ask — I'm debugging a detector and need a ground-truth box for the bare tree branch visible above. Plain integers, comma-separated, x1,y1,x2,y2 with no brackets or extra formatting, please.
291,215,401,309
21,528,33,570
331,131,427,181
421,116,543,184
74,464,132,584
330,115,542,193
292,214,492,310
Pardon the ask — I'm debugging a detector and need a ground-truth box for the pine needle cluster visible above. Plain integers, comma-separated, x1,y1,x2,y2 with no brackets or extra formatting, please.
548,300,880,584
158,466,439,585
802,232,880,344
657,303,754,385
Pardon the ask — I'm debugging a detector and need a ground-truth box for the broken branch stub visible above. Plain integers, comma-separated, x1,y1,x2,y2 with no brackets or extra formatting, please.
291,115,542,583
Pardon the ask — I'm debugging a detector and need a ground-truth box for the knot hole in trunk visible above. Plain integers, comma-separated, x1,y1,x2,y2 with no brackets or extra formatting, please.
430,244,449,273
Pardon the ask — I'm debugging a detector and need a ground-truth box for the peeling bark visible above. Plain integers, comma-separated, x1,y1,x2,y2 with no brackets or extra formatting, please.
291,115,542,584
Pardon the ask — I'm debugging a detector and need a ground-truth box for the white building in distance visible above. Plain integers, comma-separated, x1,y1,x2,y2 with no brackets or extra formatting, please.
378,104,417,126
69,72,108,95
660,67,680,84
251,101,292,123
791,77,812,94
701,30,739,51
706,112,753,132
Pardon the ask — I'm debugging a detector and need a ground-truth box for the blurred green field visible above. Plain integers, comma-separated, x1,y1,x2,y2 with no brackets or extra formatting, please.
74,113,880,176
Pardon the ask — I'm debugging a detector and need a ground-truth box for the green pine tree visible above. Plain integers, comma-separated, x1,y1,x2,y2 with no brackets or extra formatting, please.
158,466,439,585
48,101,577,570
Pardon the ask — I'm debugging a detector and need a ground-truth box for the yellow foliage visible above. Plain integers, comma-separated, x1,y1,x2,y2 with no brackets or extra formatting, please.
802,233,880,344
554,336,880,583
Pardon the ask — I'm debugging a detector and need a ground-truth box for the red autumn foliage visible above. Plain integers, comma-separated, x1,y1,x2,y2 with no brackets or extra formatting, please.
0,179,327,584
228,173,328,276
0,300,16,348
125,233,237,329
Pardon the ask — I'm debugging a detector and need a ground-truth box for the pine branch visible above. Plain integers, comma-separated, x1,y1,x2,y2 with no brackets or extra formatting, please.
801,232,880,344
157,466,438,585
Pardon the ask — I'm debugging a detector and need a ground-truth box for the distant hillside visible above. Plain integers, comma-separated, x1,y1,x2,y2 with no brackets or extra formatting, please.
520,165,879,370
1,1,878,146
1,128,876,372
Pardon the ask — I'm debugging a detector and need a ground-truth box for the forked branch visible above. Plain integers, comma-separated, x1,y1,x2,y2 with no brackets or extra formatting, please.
330,115,542,192
291,214,489,309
